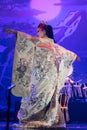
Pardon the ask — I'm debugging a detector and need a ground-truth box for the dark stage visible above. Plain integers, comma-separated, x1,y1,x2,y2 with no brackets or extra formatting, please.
1,122,87,130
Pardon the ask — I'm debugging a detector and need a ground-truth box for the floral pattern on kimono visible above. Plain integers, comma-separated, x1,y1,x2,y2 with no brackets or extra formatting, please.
11,31,77,125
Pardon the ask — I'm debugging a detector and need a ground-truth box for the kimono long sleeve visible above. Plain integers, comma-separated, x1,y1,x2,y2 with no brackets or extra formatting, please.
53,44,77,92
11,32,36,97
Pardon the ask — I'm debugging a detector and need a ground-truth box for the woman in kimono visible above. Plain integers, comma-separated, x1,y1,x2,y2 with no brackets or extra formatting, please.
5,23,80,128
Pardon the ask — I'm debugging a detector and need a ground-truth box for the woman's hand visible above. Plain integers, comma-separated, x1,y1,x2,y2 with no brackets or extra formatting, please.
76,56,80,61
3,28,17,34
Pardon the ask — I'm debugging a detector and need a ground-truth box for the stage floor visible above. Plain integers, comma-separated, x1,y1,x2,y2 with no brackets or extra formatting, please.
0,122,87,130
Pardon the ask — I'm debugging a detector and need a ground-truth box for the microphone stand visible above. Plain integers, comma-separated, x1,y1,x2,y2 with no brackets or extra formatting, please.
6,84,16,130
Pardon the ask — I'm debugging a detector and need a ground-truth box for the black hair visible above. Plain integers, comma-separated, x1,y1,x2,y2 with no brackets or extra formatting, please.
38,23,56,43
